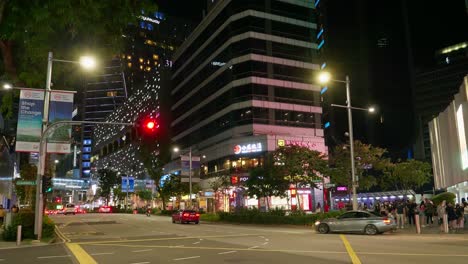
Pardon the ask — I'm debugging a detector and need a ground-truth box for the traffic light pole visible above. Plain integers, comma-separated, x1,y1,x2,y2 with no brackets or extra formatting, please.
34,120,133,240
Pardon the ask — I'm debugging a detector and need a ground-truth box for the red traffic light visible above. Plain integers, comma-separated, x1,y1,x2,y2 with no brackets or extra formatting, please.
146,121,155,129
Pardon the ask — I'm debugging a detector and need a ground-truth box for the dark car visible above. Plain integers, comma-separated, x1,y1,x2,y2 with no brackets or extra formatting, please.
315,210,396,235
172,210,200,224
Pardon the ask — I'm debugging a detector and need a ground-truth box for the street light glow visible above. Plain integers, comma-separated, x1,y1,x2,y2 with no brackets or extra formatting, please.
318,72,331,84
173,147,180,153
2,83,12,90
79,56,96,69
369,107,376,113
54,160,59,164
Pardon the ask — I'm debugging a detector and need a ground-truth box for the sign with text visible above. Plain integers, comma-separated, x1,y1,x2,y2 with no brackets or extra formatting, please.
233,142,262,154
121,176,135,192
15,89,44,152
47,91,74,153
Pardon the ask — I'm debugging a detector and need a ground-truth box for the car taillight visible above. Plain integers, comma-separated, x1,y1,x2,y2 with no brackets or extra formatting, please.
383,219,391,224
196,213,200,217
183,213,189,217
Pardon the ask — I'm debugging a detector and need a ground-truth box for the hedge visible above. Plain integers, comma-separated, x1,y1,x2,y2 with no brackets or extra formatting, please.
432,192,456,206
2,209,55,241
215,208,341,226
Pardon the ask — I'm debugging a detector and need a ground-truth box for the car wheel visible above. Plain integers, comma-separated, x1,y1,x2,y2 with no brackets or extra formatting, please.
364,224,378,235
195,221,199,225
318,223,330,234
172,219,175,223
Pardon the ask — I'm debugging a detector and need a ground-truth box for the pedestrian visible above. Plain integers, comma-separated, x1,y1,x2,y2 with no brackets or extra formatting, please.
462,198,468,229
315,202,322,213
407,200,416,226
425,200,434,226
419,200,426,227
455,203,464,230
0,205,5,228
437,200,447,232
446,202,457,232
396,201,406,228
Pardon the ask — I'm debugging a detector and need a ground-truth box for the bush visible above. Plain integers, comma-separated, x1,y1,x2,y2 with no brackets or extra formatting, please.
215,208,341,226
200,213,220,222
432,192,456,206
2,209,55,241
159,209,178,216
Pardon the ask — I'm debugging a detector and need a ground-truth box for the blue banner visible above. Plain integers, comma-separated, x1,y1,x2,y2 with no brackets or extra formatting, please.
15,89,44,152
121,176,135,192
47,91,74,153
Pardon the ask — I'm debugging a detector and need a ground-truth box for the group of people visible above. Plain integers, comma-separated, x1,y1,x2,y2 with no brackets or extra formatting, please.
356,198,468,232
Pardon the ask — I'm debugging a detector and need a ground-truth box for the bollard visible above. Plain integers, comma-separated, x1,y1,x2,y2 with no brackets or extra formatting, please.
415,214,421,234
16,225,22,246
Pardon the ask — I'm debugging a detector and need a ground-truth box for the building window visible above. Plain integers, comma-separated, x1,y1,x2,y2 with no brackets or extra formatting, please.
107,91,118,97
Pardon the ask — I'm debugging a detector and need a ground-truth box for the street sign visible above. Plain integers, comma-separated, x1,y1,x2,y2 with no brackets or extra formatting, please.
312,179,322,183
16,180,36,186
325,183,336,188
121,176,135,192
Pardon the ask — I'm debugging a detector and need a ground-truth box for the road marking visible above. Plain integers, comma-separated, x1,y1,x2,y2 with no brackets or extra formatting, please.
90,252,115,256
130,262,150,264
175,245,184,247
132,249,153,252
55,225,71,242
249,246,259,249
218,251,236,255
340,235,362,264
66,243,97,264
174,256,200,261
0,259,4,261
37,255,71,259
192,242,200,244
78,233,259,245
262,242,269,245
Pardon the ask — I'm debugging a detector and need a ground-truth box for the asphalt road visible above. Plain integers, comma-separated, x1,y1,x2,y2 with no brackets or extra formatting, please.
2,213,468,264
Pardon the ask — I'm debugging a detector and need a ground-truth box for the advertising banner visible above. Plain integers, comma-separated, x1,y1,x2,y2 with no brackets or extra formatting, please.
15,89,44,152
47,91,74,153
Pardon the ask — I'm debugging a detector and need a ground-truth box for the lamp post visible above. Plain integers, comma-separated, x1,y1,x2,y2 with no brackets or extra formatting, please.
318,72,375,211
33,52,96,240
173,146,193,208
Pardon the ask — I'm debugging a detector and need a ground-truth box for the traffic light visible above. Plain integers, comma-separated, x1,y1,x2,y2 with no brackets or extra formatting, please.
136,116,159,137
42,176,53,193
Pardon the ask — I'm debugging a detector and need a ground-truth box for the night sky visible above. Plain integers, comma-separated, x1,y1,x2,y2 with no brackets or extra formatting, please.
156,0,206,20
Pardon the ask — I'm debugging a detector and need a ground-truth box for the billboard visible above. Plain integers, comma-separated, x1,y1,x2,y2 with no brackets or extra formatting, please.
47,91,74,153
15,89,44,152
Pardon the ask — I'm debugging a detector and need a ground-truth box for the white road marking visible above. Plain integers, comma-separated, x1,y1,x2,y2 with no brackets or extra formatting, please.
174,256,200,261
90,252,115,256
0,259,5,261
218,251,237,255
175,245,184,247
132,249,153,253
249,246,259,249
130,262,150,264
192,241,200,245
262,242,269,245
265,238,269,241
37,255,71,259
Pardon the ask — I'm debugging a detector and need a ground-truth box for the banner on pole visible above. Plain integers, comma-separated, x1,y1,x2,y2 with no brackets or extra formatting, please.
121,176,135,193
15,89,45,152
47,91,74,153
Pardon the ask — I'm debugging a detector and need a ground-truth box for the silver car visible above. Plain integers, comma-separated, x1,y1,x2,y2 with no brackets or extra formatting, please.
315,210,397,235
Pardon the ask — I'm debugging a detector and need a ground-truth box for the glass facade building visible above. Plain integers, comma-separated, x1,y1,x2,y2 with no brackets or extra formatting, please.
169,0,327,212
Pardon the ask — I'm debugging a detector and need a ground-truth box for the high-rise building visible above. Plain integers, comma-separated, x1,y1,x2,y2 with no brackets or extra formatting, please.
413,42,468,161
91,12,194,178
169,0,326,212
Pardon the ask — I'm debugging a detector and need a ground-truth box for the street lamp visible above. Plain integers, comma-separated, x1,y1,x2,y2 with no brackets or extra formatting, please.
318,72,375,211
173,146,193,208
34,51,96,240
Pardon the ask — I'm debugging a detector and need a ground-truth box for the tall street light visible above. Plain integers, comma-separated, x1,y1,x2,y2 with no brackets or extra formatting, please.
318,72,375,211
173,146,193,208
34,51,96,240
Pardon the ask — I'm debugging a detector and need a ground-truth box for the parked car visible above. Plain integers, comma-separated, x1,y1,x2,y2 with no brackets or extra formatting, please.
98,205,112,213
63,204,76,215
315,210,396,235
172,210,200,224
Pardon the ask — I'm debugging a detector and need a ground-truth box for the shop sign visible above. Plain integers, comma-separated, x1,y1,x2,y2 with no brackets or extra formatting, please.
277,139,320,150
234,142,262,154
231,176,250,185
337,186,348,191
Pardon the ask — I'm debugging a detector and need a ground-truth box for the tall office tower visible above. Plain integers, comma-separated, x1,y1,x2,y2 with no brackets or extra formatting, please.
169,0,326,212
413,42,468,161
91,12,193,179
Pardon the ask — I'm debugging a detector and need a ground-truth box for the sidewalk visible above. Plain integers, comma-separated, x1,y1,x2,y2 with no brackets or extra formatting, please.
0,230,53,249
393,224,467,236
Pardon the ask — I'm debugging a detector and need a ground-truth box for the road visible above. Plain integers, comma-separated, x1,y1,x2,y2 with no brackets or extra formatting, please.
1,213,468,263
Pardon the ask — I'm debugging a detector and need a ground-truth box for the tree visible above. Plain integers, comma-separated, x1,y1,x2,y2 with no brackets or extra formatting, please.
138,145,167,208
246,155,289,210
97,168,119,205
208,174,230,213
15,163,37,206
137,189,153,204
381,159,432,193
329,140,389,192
273,145,329,209
0,1,157,118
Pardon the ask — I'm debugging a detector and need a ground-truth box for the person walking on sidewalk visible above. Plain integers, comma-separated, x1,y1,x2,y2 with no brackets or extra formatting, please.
0,205,5,228
425,199,435,226
437,200,446,233
396,201,406,228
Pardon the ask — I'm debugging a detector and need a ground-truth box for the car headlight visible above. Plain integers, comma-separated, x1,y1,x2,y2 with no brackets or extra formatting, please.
314,221,321,226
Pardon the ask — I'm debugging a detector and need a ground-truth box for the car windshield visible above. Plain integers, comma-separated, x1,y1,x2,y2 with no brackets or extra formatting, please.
66,204,75,208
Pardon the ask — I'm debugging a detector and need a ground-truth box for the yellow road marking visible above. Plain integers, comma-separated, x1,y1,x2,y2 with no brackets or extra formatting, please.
77,233,261,245
340,235,362,264
65,243,97,264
